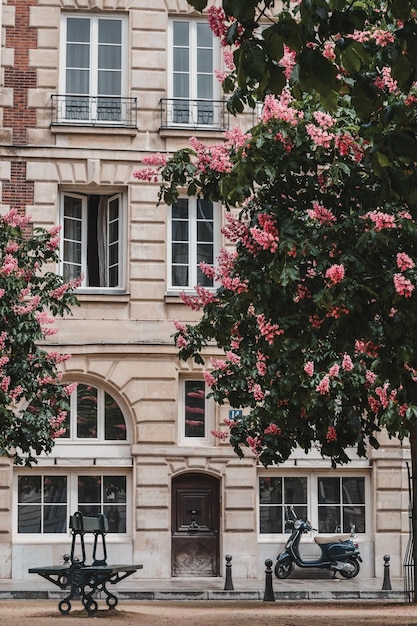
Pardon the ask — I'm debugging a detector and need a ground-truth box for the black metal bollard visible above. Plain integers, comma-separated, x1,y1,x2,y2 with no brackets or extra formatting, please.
263,559,275,602
224,554,234,591
382,554,392,590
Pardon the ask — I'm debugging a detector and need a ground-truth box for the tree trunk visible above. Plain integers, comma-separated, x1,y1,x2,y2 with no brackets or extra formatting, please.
409,421,417,602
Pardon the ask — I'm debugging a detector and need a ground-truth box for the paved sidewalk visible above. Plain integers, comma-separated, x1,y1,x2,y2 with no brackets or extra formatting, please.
0,574,405,602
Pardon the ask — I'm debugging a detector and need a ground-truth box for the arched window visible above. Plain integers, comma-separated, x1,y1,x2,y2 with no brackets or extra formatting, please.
61,383,127,441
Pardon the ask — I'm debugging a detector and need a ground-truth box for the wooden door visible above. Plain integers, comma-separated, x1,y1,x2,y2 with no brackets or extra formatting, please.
171,473,220,576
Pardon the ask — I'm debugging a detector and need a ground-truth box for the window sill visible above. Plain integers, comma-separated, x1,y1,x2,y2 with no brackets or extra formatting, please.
51,125,137,136
76,292,130,303
159,128,226,140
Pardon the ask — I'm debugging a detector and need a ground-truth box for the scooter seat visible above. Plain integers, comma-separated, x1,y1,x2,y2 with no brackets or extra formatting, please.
314,534,351,544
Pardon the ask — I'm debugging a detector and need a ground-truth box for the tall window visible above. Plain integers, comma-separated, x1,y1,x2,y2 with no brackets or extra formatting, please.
169,198,219,291
60,14,127,123
17,474,127,535
60,192,124,291
180,379,212,443
259,474,367,535
169,20,220,127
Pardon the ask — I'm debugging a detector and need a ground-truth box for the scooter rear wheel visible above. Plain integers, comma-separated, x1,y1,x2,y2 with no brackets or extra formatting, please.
339,557,360,579
274,559,293,579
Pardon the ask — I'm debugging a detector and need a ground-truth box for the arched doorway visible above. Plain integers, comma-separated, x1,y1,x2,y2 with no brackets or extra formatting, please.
171,473,220,576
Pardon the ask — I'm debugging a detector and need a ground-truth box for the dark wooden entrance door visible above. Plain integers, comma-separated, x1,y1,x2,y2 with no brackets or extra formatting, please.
171,473,220,576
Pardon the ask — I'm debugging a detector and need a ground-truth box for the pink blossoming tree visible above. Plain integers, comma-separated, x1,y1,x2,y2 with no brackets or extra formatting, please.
135,0,417,596
0,210,79,465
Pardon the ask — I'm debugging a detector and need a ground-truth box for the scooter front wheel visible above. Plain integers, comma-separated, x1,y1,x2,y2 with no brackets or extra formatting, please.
274,558,293,579
339,557,360,579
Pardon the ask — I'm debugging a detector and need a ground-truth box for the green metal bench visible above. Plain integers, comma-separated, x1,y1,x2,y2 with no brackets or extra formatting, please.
29,511,143,616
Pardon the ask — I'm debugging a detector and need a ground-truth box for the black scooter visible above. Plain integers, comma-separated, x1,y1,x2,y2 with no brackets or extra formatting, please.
275,515,362,579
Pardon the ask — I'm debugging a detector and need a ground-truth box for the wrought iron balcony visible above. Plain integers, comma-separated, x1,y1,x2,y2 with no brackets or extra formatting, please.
51,95,138,128
160,99,229,131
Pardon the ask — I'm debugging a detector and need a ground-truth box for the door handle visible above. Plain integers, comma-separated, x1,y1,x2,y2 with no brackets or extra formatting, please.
188,520,199,532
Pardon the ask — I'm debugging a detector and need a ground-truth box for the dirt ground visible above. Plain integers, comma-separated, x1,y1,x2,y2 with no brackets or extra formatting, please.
1,600,417,626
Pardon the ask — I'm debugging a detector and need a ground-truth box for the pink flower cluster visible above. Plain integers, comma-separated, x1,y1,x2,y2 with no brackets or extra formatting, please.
316,374,330,395
260,90,304,126
335,133,364,162
363,211,396,231
256,313,284,344
304,361,314,376
374,66,398,93
325,264,345,286
393,273,414,297
397,252,415,271
181,285,219,311
306,124,335,148
307,201,336,225
264,423,281,435
250,214,279,253
326,426,337,442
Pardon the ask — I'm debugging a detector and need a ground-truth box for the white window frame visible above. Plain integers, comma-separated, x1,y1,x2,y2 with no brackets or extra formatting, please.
14,470,131,542
168,19,221,128
257,470,371,541
179,378,214,446
59,191,126,293
59,13,128,125
167,198,220,293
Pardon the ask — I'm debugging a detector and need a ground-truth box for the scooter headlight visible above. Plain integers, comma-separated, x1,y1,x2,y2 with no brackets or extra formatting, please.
294,520,302,529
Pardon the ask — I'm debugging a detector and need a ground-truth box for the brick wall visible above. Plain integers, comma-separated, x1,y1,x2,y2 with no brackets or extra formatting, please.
3,0,38,146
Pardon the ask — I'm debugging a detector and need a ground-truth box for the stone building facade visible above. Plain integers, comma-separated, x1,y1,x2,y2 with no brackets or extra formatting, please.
0,0,411,582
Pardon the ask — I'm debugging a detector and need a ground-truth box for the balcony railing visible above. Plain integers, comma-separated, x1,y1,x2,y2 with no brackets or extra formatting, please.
160,99,229,131
51,95,138,128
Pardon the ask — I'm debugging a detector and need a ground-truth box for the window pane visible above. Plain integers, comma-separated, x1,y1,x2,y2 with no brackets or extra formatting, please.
197,266,213,287
173,74,189,99
260,506,282,533
184,380,205,437
172,200,189,219
318,505,341,533
172,265,188,287
67,44,90,70
66,69,89,95
197,49,213,75
63,241,81,265
104,505,126,533
172,243,189,264
105,392,127,440
284,477,307,505
44,505,67,533
318,477,340,504
342,477,365,504
343,506,365,533
197,23,212,47
197,75,213,100
173,22,189,46
197,200,213,220
18,505,41,533
44,476,67,503
103,476,126,503
67,18,90,43
78,475,101,506
197,243,213,265
259,477,281,504
98,70,121,96
99,19,122,45
173,48,189,73
77,384,98,438
197,221,213,243
18,476,41,503
172,220,188,241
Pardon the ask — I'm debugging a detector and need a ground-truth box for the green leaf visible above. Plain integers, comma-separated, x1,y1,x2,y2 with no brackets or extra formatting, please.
297,48,339,97
186,0,207,11
262,26,284,62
